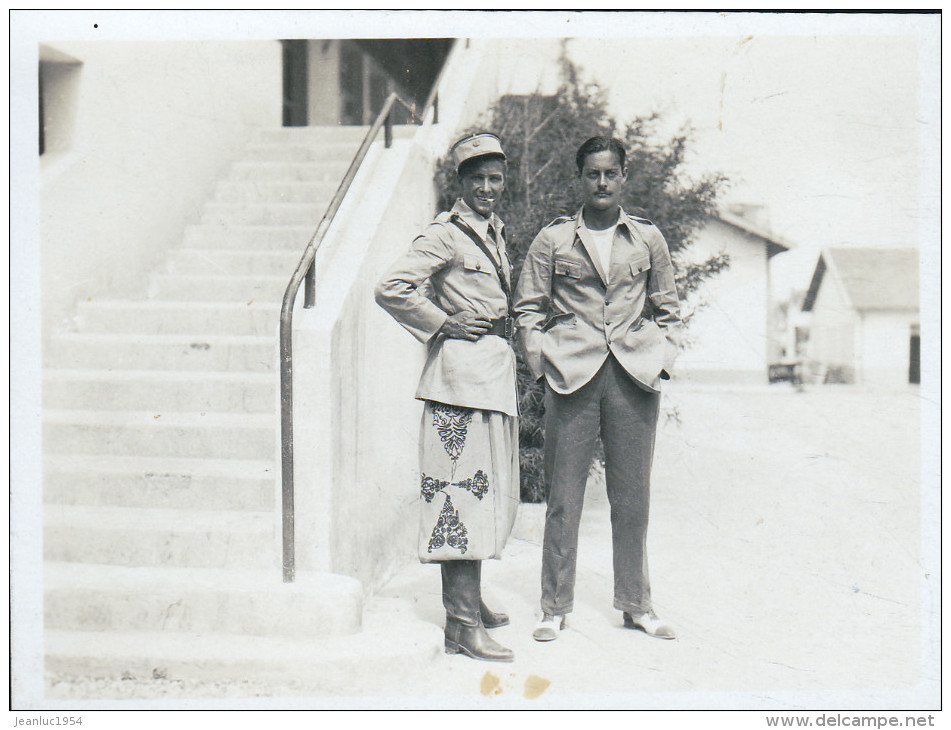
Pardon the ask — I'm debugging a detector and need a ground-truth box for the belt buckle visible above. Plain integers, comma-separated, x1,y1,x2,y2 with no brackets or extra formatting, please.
503,316,514,338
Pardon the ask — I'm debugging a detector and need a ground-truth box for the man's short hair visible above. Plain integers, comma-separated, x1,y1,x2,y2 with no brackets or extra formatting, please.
457,153,506,179
575,136,626,174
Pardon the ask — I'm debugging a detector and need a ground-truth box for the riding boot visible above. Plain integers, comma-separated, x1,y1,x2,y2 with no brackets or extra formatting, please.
441,561,514,662
474,559,510,628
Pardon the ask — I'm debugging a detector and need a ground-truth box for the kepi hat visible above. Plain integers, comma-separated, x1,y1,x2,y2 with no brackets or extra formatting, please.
450,133,506,169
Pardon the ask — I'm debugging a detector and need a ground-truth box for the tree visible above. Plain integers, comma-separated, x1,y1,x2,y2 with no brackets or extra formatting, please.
436,53,729,502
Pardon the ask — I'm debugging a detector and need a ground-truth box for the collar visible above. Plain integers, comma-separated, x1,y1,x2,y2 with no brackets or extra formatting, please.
452,198,503,242
573,206,638,242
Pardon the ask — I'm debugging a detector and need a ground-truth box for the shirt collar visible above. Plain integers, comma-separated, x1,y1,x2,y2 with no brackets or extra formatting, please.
574,206,634,241
453,198,503,242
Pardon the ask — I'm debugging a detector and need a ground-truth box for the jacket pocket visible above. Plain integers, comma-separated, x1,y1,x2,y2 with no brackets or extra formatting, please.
463,254,492,274
554,257,582,279
542,311,576,332
629,252,652,276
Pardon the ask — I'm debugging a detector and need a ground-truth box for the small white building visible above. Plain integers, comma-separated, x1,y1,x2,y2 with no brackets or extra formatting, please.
675,204,792,384
801,247,919,386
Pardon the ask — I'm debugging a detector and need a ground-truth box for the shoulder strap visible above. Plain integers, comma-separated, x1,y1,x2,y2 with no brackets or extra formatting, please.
544,215,572,229
450,214,513,316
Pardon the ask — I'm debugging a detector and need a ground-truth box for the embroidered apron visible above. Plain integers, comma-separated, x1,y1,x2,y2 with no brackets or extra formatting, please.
418,400,519,562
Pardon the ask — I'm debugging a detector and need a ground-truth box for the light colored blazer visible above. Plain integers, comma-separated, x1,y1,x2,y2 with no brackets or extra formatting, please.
374,199,518,416
514,207,683,395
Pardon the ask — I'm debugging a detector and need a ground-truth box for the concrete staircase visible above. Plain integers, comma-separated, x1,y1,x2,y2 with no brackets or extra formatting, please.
43,125,440,687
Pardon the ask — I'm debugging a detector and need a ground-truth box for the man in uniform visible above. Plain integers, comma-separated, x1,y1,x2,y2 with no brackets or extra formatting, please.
375,133,519,662
514,136,683,642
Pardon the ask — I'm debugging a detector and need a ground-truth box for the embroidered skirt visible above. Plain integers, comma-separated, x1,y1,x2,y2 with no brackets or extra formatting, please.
418,400,519,562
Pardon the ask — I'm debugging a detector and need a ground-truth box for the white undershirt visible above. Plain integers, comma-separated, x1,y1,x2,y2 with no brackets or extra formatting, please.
586,224,617,274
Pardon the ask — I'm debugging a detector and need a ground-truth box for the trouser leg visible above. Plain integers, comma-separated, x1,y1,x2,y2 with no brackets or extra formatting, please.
601,357,660,615
540,370,602,615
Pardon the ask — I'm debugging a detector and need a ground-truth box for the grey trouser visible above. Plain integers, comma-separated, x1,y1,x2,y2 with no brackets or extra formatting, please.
540,355,660,616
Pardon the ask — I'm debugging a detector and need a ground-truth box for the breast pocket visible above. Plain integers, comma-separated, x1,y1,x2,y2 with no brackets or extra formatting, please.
554,257,582,279
463,254,492,275
629,252,652,277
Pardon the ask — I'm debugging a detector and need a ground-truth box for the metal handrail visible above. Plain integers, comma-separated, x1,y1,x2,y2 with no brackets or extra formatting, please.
278,91,424,583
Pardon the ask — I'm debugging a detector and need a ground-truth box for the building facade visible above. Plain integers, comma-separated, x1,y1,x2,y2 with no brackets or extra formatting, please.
675,205,792,385
801,247,920,386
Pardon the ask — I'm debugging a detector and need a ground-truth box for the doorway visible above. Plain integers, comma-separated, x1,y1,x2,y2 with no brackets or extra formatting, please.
281,40,308,127
909,328,920,384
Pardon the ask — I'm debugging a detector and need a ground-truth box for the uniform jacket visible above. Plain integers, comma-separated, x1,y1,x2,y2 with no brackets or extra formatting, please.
514,207,683,395
374,198,518,417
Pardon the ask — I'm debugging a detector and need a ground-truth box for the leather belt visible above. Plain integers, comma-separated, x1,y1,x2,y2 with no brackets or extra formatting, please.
486,316,515,339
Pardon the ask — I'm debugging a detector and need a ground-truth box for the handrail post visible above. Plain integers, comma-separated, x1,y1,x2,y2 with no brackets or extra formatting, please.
280,316,295,583
384,108,393,148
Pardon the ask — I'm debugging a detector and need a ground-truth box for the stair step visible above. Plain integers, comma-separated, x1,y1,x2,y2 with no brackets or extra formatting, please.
44,611,441,689
44,563,361,638
241,141,362,163
44,504,277,569
43,369,276,412
213,180,340,204
201,202,322,227
167,248,301,277
43,409,276,460
255,125,416,145
44,453,275,510
48,333,275,372
148,273,288,303
257,125,409,146
74,300,280,336
39,124,407,668
228,161,351,183
182,224,313,251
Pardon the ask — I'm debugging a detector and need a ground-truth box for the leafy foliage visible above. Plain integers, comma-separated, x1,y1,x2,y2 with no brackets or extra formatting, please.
435,53,729,502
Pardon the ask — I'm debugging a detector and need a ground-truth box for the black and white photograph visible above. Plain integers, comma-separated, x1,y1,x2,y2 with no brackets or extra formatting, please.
9,9,941,718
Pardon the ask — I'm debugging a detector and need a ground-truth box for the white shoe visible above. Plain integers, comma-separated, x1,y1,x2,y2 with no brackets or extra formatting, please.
533,613,566,641
623,611,676,639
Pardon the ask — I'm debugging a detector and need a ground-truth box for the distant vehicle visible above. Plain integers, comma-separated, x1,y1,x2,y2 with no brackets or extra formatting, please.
769,362,804,389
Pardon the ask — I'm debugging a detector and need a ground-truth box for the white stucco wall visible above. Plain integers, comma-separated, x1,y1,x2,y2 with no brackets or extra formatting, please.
290,38,564,591
290,136,429,585
857,311,918,387
39,40,282,351
675,219,773,383
806,265,859,379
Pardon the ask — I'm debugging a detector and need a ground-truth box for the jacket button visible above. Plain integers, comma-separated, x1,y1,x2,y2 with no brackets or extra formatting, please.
605,301,612,306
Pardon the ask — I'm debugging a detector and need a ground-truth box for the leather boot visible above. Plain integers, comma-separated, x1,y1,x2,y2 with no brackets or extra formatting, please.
441,561,514,662
475,560,510,628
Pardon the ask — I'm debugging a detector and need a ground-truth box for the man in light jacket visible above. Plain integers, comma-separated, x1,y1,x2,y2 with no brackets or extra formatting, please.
514,136,683,642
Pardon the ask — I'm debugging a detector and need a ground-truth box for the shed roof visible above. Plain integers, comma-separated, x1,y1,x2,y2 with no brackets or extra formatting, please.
714,210,793,258
802,247,919,312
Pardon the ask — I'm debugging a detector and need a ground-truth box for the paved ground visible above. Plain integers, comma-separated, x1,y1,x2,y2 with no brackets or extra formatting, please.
359,384,935,709
43,384,938,709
